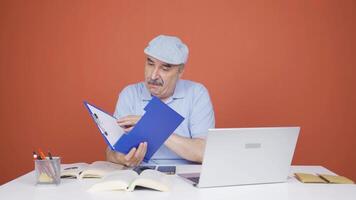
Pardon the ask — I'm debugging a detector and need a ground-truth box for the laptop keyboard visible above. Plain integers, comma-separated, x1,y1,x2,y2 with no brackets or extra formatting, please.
187,176,200,184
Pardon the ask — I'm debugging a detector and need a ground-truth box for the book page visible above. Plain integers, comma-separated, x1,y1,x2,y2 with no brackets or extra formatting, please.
80,161,123,178
129,169,171,192
61,163,89,179
88,170,139,192
85,103,125,148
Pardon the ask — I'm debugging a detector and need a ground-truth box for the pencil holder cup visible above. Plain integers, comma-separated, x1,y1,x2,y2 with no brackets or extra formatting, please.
34,157,61,185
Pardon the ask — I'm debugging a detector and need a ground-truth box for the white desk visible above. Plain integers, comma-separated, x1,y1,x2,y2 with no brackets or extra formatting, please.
0,165,355,200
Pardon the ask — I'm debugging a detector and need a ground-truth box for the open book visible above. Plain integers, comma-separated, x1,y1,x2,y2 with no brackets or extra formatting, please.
88,169,171,192
61,161,123,179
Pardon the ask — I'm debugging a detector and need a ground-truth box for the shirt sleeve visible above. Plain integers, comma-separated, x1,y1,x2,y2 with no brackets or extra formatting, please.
189,84,215,138
113,86,134,119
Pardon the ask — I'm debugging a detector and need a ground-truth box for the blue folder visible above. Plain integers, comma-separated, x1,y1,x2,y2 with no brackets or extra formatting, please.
114,96,184,162
84,96,184,162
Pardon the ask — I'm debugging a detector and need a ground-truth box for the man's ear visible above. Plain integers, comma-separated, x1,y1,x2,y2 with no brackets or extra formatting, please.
178,65,185,77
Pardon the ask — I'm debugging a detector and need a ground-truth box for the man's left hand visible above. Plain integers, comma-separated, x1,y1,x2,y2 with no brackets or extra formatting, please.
117,115,142,132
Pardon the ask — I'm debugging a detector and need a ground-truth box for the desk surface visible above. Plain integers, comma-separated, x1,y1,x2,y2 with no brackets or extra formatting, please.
1,165,355,200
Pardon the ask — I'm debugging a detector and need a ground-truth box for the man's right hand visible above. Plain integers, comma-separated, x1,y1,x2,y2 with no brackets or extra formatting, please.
106,142,147,167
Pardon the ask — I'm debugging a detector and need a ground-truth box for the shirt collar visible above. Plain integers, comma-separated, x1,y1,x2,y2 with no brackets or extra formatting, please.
141,79,185,101
142,82,152,101
172,79,185,99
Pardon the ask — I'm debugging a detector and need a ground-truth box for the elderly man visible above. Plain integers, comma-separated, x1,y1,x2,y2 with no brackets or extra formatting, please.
106,35,215,166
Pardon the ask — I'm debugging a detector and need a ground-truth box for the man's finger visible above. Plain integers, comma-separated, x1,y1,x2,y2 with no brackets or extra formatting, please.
117,115,139,123
117,120,134,126
117,117,129,123
137,142,148,164
125,115,139,120
124,126,134,132
134,143,144,165
132,143,145,165
125,147,136,161
126,144,140,166
127,152,139,166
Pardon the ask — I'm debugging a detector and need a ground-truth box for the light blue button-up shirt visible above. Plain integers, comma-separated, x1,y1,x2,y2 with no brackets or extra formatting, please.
113,79,215,164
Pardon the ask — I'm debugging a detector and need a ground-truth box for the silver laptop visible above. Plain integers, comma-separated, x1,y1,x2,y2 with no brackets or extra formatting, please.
179,127,300,188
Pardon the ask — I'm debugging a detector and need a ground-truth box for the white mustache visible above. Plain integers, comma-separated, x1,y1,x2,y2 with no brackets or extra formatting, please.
147,79,164,86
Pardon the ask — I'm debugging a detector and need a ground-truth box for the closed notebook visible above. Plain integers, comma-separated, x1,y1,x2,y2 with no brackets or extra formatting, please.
295,173,354,184
295,173,327,183
319,174,354,184
88,169,171,192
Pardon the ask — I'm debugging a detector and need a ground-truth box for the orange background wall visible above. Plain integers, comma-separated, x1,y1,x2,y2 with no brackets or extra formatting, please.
0,0,355,185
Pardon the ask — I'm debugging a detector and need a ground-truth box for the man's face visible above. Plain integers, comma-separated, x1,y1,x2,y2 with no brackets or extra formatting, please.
144,56,184,100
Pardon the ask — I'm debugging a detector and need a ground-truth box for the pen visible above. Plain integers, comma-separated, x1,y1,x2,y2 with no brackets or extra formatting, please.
38,148,55,178
33,151,38,160
34,151,46,180
47,151,59,178
38,148,47,160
